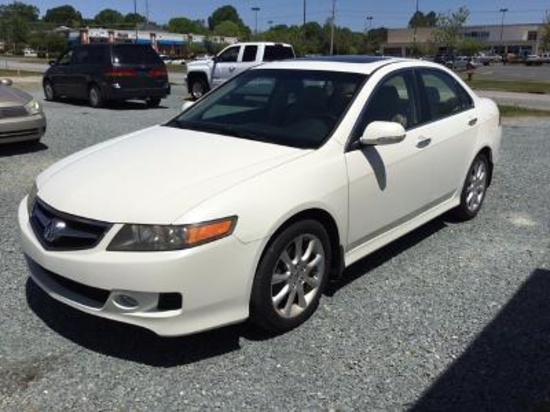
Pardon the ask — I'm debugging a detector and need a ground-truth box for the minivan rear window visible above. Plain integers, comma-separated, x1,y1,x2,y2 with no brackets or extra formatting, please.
112,45,163,65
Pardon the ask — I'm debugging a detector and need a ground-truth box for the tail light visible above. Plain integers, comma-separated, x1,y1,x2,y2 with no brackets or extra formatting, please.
106,68,137,78
149,68,168,78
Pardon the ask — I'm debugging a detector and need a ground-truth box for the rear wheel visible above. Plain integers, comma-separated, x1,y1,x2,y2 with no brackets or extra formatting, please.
88,84,104,108
250,220,331,333
189,78,208,100
43,80,57,101
452,153,489,221
146,97,161,108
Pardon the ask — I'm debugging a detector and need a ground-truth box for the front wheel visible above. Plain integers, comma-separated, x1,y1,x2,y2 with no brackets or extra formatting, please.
189,78,208,100
452,153,489,221
250,220,331,333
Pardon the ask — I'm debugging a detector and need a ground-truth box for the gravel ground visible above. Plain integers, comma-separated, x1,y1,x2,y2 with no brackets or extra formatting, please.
0,88,549,411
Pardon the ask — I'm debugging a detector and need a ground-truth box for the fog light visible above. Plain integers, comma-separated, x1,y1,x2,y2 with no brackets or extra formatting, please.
113,294,139,309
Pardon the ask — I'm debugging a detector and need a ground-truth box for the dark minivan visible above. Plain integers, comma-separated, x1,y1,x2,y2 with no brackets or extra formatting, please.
43,44,170,108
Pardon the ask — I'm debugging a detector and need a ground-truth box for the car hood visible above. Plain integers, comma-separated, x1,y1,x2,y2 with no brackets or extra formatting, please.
37,125,307,224
0,85,32,107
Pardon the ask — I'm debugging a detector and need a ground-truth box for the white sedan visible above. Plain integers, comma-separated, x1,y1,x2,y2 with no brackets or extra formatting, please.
19,56,501,337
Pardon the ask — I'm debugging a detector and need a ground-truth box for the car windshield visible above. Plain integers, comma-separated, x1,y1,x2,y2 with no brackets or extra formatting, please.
166,69,366,149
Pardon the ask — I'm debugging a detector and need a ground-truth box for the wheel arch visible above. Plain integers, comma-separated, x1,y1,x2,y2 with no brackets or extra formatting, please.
477,146,494,186
259,208,344,282
187,71,209,94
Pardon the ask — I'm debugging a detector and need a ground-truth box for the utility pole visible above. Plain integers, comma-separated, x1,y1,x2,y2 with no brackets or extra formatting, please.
499,8,508,55
303,0,307,26
251,7,260,36
145,0,150,28
330,0,336,55
134,0,138,44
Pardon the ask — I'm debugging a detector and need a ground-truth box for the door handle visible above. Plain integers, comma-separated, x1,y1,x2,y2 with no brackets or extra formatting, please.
416,136,431,148
229,66,236,72
468,118,478,126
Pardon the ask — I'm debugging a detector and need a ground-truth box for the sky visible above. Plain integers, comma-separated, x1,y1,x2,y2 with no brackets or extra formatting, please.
18,0,550,32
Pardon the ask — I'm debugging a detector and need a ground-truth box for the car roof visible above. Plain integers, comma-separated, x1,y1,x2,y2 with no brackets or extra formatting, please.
254,55,411,75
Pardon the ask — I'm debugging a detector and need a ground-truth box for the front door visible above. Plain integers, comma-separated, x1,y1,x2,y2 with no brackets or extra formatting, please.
212,45,241,89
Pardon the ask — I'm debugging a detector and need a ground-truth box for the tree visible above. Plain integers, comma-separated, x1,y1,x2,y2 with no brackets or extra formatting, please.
408,11,437,28
124,13,146,26
213,21,242,37
94,9,124,26
458,38,484,56
43,5,82,26
542,16,550,51
433,7,470,51
208,5,246,31
168,17,206,34
0,2,39,51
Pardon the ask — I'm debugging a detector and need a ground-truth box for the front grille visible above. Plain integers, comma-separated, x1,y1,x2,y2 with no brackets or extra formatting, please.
0,106,28,118
30,198,112,251
42,266,110,308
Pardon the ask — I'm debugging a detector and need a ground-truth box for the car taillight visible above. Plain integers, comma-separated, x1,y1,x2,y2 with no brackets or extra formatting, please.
106,68,137,77
149,68,167,78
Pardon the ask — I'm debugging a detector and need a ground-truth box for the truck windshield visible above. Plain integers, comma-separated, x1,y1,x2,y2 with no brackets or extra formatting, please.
166,69,366,149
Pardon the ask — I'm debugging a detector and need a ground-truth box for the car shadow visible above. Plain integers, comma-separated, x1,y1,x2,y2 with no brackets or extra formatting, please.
0,141,48,157
325,217,448,296
25,278,274,367
49,99,168,111
410,268,550,411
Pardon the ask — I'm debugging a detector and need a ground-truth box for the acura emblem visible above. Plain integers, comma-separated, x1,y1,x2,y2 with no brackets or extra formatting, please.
43,219,66,242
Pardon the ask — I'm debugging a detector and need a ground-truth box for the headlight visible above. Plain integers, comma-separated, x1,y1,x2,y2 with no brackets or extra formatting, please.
27,182,38,216
24,99,41,115
107,216,237,252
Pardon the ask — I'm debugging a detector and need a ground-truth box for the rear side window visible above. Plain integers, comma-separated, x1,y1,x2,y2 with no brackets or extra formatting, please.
243,46,258,62
112,45,162,65
263,45,294,62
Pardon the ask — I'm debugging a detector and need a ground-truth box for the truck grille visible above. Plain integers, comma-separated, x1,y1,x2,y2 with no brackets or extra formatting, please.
30,198,112,251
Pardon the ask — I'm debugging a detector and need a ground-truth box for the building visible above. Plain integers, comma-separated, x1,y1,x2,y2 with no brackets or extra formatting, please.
382,23,545,56
55,27,239,56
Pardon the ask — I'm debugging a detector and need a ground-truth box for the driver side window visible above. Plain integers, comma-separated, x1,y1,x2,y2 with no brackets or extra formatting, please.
360,71,417,131
217,46,240,63
57,50,73,65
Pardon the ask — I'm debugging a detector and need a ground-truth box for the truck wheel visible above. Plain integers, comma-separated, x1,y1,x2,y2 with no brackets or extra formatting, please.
190,78,208,100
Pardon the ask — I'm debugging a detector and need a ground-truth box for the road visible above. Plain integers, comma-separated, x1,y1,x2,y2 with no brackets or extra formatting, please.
0,86,549,410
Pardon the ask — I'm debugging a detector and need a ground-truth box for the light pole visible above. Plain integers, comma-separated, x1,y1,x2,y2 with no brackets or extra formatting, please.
499,8,508,54
303,0,307,26
134,0,138,44
251,7,260,35
329,0,335,55
413,0,419,44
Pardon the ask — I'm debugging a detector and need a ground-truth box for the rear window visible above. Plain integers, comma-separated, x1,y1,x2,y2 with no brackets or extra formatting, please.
112,45,163,65
263,45,295,62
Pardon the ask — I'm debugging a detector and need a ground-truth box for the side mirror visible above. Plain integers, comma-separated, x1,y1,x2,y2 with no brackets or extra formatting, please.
48,60,57,66
181,100,196,111
0,78,13,86
359,121,406,146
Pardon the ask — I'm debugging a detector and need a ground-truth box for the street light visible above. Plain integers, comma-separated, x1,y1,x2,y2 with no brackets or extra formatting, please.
134,0,138,44
251,7,260,35
366,15,373,33
499,7,508,54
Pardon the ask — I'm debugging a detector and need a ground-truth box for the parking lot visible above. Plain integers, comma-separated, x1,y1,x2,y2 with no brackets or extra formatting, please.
0,86,549,410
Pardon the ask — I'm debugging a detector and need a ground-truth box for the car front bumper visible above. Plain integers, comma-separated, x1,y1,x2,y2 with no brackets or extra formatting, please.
18,198,260,337
0,113,46,144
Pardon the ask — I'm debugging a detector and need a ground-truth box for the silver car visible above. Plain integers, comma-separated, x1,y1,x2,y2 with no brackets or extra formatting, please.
0,79,46,145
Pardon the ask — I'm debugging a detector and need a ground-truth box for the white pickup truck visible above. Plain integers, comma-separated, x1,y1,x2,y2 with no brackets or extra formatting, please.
185,42,295,99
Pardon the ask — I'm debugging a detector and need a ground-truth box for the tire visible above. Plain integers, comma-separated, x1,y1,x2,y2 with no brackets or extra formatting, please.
250,220,332,333
146,97,161,108
88,84,104,108
189,77,208,100
43,80,57,101
452,153,489,221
